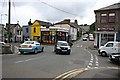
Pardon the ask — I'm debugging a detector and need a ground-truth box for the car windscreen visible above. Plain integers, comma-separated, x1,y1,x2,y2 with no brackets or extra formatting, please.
24,41,34,44
57,42,68,46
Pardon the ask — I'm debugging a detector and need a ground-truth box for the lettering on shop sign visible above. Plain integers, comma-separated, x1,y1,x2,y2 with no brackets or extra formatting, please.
97,28,114,31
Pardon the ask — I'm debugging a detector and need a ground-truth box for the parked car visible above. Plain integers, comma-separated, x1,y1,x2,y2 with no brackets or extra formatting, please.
82,37,87,41
89,37,94,41
98,41,120,57
54,41,71,55
0,41,6,46
19,41,44,54
109,53,120,63
89,34,94,41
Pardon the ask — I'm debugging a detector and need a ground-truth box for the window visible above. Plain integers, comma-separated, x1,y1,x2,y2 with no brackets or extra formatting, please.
106,43,113,47
17,30,19,35
108,13,115,23
101,13,107,23
26,28,28,33
72,28,74,32
34,28,36,33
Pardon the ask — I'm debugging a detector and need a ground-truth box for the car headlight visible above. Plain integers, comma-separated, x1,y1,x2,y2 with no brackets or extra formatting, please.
112,56,115,59
57,47,61,49
68,46,71,50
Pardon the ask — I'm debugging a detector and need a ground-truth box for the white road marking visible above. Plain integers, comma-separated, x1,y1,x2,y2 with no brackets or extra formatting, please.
87,66,91,68
89,63,92,66
80,45,83,47
91,58,93,61
90,61,93,63
77,46,80,48
15,55,46,63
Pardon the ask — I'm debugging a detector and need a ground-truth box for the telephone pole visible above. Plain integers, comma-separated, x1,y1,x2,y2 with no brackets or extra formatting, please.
8,0,11,43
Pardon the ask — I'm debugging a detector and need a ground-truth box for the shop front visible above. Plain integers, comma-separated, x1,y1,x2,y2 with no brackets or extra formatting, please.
56,31,66,41
41,28,57,44
41,27,69,44
94,27,118,48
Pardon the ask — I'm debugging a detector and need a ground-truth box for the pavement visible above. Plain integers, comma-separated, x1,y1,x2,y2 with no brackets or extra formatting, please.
87,42,98,50
72,68,120,79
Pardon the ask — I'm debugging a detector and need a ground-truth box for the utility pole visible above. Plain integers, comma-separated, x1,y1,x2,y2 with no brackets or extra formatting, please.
8,0,11,43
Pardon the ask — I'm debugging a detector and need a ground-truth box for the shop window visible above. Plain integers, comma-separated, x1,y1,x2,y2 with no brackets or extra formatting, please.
100,13,107,23
108,13,115,23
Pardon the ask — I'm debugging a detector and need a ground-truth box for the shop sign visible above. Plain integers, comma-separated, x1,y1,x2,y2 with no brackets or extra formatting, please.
57,28,69,32
97,27,114,31
41,28,49,31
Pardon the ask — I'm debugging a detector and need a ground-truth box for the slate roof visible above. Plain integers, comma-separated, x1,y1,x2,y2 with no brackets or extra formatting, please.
54,19,70,25
6,23,22,31
36,20,52,27
70,22,79,29
95,3,120,11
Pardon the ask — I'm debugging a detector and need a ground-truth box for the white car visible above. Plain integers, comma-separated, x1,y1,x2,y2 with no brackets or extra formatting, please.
0,42,6,46
98,41,120,57
82,37,87,41
19,41,44,54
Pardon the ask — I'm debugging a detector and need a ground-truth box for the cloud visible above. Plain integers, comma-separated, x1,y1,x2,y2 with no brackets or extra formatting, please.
1,0,120,25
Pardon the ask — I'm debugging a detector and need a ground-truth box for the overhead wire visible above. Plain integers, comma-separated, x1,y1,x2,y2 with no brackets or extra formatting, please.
12,0,19,23
1,0,6,13
38,0,78,17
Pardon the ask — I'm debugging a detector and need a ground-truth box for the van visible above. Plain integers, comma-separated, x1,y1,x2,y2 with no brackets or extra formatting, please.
98,41,120,56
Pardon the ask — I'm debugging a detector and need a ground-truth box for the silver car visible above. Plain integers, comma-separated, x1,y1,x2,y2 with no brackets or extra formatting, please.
19,41,44,54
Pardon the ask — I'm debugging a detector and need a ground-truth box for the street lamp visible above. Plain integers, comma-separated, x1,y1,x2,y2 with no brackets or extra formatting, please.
1,14,7,24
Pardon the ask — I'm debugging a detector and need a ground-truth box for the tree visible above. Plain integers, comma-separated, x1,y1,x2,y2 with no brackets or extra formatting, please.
89,22,95,33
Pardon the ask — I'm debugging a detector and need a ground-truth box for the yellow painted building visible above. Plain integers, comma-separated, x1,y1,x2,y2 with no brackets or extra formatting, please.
31,20,41,41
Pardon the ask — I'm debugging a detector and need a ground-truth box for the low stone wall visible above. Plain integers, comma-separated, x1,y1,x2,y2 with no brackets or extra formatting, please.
0,44,19,54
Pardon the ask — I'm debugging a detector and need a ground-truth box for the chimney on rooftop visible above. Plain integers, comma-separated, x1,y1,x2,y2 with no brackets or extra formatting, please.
75,19,78,24
64,19,70,24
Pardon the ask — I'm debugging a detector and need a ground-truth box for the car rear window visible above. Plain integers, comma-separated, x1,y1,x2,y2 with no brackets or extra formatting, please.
24,41,34,44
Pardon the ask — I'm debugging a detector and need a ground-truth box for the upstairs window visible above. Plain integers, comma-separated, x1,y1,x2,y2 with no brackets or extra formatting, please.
34,28,36,33
17,30,19,35
100,13,107,23
108,13,115,23
26,28,28,33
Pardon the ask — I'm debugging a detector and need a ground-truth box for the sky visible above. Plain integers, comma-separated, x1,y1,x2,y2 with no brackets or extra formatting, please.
0,0,120,26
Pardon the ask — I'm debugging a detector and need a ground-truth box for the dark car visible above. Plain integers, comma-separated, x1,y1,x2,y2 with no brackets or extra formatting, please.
54,41,71,55
109,53,120,63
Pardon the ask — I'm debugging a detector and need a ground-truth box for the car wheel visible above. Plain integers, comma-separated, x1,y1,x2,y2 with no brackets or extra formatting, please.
54,49,56,52
20,52,24,54
34,48,38,54
67,52,70,55
56,50,58,54
101,52,107,57
41,47,44,52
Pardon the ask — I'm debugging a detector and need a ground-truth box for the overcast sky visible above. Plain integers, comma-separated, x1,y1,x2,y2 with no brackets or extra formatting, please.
0,0,120,26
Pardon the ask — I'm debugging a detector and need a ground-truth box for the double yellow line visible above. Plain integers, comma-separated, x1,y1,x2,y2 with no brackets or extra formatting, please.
53,68,88,80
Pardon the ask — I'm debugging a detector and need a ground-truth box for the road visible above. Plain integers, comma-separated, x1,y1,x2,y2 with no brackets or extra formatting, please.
2,39,120,79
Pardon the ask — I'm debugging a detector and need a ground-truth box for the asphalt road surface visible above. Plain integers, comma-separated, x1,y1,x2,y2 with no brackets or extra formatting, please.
1,39,120,79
